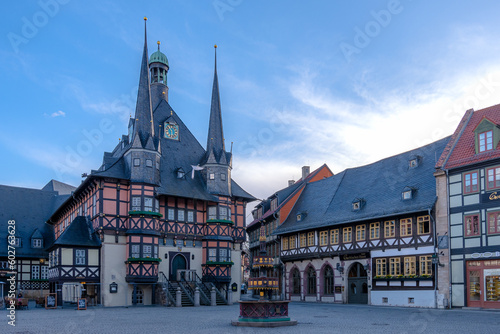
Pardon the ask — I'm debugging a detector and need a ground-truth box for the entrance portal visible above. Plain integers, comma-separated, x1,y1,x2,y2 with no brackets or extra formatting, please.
347,262,368,304
170,254,187,281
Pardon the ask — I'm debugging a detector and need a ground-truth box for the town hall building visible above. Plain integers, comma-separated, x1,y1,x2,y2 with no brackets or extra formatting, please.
1,19,255,308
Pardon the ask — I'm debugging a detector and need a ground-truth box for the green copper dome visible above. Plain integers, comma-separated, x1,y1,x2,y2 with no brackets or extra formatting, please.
149,46,169,66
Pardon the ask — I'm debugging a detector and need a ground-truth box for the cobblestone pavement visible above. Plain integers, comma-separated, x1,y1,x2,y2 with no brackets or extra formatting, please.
2,302,500,334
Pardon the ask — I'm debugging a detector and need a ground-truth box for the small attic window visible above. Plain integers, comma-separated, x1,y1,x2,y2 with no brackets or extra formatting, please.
176,168,186,179
146,159,153,167
296,212,307,222
352,198,364,211
13,237,22,248
402,186,415,200
134,158,140,167
409,155,421,168
32,239,43,248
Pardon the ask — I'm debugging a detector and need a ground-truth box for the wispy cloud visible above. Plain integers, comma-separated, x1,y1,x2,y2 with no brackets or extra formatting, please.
50,110,66,117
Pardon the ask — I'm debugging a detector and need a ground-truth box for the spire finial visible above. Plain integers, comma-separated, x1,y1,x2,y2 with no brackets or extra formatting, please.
144,16,148,21
157,41,160,51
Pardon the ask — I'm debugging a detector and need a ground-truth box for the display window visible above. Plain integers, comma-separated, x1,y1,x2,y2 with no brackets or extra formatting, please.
466,260,500,308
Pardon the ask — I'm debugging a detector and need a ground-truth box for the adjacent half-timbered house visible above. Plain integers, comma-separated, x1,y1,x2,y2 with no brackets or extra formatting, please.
247,165,333,297
436,104,500,309
44,20,254,307
274,138,450,308
0,180,74,302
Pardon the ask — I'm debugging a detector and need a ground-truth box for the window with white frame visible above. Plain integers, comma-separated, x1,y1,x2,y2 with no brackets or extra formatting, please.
487,167,500,190
168,208,175,220
131,244,140,258
178,210,185,221
208,248,217,262
187,211,194,222
143,245,152,258
31,265,40,280
41,266,49,280
32,239,43,248
144,197,153,211
75,249,86,265
131,197,141,211
220,207,228,220
208,206,217,220
479,130,493,152
219,248,229,262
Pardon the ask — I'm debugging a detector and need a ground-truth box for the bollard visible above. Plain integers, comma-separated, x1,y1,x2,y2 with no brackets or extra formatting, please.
176,287,182,307
228,289,233,305
194,287,200,307
211,287,216,306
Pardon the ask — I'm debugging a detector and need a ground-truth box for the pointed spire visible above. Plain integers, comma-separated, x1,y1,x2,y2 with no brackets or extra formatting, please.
132,17,154,147
206,44,225,161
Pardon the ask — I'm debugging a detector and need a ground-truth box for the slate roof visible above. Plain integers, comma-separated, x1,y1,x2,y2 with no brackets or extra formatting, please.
437,104,500,170
50,216,100,249
0,183,74,258
274,138,450,235
84,36,254,203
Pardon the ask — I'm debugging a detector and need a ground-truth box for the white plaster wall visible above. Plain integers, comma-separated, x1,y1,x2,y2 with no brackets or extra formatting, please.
371,290,435,308
100,237,128,307
452,284,465,307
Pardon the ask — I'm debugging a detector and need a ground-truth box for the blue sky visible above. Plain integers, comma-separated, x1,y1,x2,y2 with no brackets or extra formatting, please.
2,0,500,203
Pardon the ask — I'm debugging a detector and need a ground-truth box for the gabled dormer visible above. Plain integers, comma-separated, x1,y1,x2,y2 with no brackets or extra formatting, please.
474,117,500,154
31,228,44,249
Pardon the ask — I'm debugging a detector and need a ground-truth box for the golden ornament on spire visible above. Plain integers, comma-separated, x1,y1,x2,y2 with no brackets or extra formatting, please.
214,44,217,49
144,17,148,21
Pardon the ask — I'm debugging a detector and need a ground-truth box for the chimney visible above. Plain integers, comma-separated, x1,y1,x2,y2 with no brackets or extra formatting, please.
302,166,310,180
288,180,295,187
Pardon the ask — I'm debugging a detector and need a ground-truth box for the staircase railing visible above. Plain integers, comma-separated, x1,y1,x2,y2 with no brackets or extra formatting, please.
177,278,195,305
159,272,175,306
197,272,227,304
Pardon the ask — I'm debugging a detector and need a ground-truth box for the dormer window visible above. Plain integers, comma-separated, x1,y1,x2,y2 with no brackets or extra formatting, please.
403,190,412,200
271,198,278,211
176,168,186,179
209,173,215,180
402,186,415,200
352,198,364,211
479,130,493,152
297,212,307,221
352,202,360,210
474,118,499,154
32,239,43,248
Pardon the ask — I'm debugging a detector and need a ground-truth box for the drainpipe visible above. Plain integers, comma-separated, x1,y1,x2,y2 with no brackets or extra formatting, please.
445,168,452,309
430,207,438,309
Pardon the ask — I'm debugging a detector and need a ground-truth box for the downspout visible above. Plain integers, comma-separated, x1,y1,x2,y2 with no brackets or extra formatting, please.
445,168,452,309
429,207,438,309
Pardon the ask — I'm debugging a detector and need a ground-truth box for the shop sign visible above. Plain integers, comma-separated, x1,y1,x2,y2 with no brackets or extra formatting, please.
482,191,500,203
470,251,500,259
340,252,370,261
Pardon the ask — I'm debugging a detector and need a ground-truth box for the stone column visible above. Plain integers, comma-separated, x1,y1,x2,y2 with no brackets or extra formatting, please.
194,287,200,307
176,287,182,307
228,289,233,305
211,287,216,306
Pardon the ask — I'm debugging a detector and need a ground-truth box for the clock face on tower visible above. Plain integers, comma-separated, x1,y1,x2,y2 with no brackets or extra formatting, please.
164,122,179,140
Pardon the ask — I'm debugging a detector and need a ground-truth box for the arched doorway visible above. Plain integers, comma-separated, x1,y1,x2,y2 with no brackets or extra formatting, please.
347,262,368,304
170,254,187,281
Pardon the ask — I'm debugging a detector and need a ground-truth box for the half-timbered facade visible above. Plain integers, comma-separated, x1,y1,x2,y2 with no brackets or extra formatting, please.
44,20,254,307
274,138,450,308
247,165,333,297
436,104,500,309
0,180,75,302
